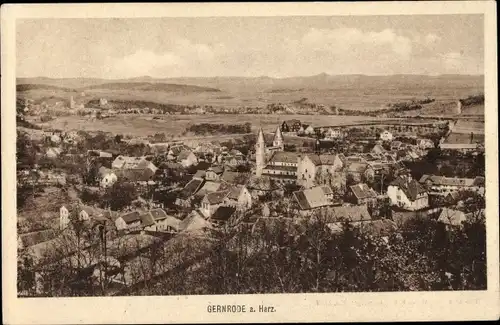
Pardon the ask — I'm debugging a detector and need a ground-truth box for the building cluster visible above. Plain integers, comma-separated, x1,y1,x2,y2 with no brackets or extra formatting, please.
17,117,486,295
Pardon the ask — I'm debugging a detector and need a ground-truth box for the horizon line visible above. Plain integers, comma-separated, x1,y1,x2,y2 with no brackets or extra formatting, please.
17,72,485,80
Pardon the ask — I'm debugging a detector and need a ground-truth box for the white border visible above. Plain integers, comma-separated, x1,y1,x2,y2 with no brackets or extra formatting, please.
2,2,498,323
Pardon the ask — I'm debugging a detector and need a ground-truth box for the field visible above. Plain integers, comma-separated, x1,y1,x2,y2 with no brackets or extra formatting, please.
32,114,401,138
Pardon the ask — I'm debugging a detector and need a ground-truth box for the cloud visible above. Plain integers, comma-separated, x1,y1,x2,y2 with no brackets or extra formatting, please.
301,28,413,59
109,39,218,78
440,51,482,74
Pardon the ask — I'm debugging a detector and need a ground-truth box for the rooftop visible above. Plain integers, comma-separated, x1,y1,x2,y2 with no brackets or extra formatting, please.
390,176,427,201
293,186,332,210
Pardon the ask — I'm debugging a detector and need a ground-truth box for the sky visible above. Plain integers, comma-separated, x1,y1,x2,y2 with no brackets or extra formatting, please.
16,15,484,79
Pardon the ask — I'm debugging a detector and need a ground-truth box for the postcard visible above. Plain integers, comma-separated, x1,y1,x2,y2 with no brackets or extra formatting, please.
2,1,498,324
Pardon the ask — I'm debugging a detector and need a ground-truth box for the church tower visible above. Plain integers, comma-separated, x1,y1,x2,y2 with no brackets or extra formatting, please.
255,128,266,177
272,125,284,151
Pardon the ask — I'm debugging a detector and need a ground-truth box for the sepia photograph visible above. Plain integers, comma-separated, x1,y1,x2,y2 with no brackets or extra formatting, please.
2,2,499,324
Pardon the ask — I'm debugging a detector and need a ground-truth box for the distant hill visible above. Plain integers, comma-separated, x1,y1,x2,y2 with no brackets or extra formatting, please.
17,74,484,92
17,84,75,92
83,82,221,93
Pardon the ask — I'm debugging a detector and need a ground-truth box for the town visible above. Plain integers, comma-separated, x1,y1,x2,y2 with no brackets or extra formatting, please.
17,101,486,296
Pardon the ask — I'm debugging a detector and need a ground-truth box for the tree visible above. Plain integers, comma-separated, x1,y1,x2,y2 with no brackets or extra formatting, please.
102,180,138,211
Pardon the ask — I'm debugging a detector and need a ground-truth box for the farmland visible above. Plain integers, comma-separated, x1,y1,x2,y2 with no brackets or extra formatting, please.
32,114,399,138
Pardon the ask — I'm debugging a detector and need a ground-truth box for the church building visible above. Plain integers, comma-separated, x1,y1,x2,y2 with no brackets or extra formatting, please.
255,126,301,184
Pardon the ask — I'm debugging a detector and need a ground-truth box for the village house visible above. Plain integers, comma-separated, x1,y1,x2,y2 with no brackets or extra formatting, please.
146,209,181,232
387,175,429,211
304,125,316,136
200,191,230,218
112,156,146,169
319,205,372,233
114,167,156,185
419,175,485,196
205,165,225,182
18,229,57,251
99,167,118,188
220,170,250,185
179,211,212,233
177,150,198,168
210,206,238,226
224,185,252,210
176,178,204,207
437,208,468,228
324,127,344,140
167,144,190,159
293,186,337,216
348,183,378,205
346,162,375,184
88,150,113,159
380,130,393,142
297,154,344,188
371,144,387,155
281,119,302,133
114,209,171,232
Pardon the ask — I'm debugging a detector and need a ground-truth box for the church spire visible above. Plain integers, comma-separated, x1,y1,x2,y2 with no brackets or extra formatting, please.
272,125,284,150
255,128,266,177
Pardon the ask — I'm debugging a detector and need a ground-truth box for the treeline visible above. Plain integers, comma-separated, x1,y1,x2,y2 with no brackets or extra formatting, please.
16,84,75,92
20,210,485,297
186,123,252,135
460,94,484,107
131,211,486,295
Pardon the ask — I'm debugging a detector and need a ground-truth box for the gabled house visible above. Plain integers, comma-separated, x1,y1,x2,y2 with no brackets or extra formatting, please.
205,165,224,182
147,208,181,232
320,205,372,233
297,154,344,188
178,150,198,168
200,191,229,218
210,206,237,226
179,210,212,233
346,162,375,184
293,186,336,214
387,175,429,211
176,178,204,207
304,125,316,135
348,183,378,205
281,119,302,133
224,185,252,210
114,211,143,231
